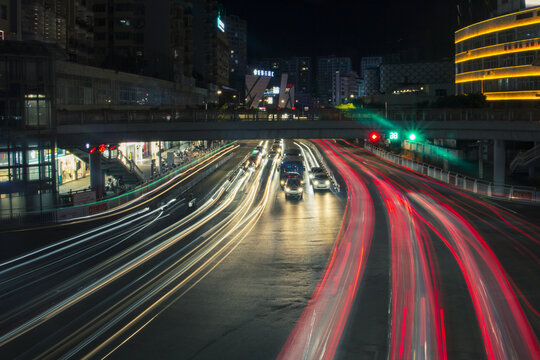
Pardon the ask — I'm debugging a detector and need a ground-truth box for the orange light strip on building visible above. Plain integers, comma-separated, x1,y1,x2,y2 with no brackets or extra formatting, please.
455,65,540,83
455,9,540,44
484,91,540,100
455,38,540,64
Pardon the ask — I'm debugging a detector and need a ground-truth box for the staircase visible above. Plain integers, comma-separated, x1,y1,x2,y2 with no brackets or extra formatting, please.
510,144,540,173
68,148,145,185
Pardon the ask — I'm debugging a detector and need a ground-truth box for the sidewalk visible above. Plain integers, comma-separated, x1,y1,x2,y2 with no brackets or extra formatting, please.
59,176,92,195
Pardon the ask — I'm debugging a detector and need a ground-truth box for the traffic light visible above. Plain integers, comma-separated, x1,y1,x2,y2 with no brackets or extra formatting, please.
368,131,380,142
408,133,417,141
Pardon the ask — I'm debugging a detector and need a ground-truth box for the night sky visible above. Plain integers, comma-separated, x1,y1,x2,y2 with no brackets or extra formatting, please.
222,0,457,67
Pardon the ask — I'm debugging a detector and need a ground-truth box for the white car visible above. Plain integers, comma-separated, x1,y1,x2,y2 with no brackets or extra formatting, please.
312,173,331,191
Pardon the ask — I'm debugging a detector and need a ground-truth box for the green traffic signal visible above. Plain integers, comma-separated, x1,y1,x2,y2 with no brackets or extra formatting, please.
408,133,417,141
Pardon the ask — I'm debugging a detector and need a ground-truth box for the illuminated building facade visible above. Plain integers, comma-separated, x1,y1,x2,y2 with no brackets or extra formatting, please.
455,6,540,100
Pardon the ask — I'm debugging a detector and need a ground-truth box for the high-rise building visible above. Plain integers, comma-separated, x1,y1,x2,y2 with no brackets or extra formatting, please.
332,71,360,105
257,57,312,91
455,5,540,100
17,0,93,63
316,56,351,105
0,0,21,40
93,0,147,74
191,0,229,89
225,13,246,96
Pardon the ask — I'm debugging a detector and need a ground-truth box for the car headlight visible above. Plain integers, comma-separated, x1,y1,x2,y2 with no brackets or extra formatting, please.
310,174,314,179
285,187,290,192
298,188,303,192
300,180,304,184
281,180,285,185
313,181,319,185
325,180,330,185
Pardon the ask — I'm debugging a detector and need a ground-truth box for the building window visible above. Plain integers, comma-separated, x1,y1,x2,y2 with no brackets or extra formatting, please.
435,89,447,96
0,5,6,20
115,32,130,40
516,12,533,20
93,4,106,12
118,19,131,27
95,18,106,27
517,52,535,65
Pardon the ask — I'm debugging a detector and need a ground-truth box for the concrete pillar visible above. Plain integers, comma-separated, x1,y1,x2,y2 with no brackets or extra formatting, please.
90,151,104,199
478,144,483,179
158,141,162,174
493,139,505,195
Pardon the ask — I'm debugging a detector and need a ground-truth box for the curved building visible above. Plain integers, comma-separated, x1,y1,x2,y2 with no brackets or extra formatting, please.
455,6,540,100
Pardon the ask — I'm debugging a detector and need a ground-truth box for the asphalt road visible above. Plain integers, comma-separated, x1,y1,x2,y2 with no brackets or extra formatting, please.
0,139,538,360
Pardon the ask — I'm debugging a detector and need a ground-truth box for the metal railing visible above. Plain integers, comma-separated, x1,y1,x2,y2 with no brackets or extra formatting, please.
364,143,539,202
55,107,540,126
510,143,540,172
114,149,145,181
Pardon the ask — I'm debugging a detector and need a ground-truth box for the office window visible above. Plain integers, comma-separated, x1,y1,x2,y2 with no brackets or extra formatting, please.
0,5,6,20
516,12,533,20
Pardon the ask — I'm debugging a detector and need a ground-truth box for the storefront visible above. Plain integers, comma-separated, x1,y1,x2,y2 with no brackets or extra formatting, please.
56,150,87,185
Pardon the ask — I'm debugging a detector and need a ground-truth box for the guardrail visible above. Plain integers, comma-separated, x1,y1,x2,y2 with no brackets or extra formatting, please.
364,143,539,202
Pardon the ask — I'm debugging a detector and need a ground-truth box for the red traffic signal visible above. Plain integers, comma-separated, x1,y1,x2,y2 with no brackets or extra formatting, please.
369,131,380,142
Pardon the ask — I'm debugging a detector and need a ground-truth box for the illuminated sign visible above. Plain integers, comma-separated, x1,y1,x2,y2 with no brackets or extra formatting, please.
217,16,225,32
273,86,280,94
252,69,274,77
525,1,540,7
389,131,399,140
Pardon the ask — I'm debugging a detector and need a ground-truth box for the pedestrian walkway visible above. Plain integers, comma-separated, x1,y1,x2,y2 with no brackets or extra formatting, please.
58,176,91,194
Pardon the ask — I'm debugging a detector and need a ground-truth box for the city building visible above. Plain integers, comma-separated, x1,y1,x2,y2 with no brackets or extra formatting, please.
191,0,229,90
332,71,360,105
256,57,312,105
0,41,215,216
316,56,351,105
18,0,93,64
455,5,540,100
0,0,20,40
245,68,296,109
225,13,247,98
380,61,454,96
360,61,454,107
359,56,382,96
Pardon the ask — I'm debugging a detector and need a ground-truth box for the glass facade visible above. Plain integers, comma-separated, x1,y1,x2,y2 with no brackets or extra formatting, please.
455,6,540,100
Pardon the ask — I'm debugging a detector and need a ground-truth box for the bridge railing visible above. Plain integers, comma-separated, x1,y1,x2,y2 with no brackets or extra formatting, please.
364,143,539,202
56,107,540,126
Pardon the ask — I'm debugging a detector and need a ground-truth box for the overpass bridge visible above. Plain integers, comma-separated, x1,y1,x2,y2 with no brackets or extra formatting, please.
56,118,540,147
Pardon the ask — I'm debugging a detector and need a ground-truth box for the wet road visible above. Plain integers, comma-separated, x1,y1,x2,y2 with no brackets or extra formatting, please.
0,139,538,360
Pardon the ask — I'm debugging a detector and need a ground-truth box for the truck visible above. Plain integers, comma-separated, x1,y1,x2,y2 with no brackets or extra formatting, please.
279,155,305,186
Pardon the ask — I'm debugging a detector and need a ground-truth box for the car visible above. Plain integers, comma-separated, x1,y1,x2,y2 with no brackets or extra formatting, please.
285,178,303,200
309,167,325,181
248,154,261,167
312,173,332,191
271,144,281,153
268,150,277,158
255,146,265,156
283,148,302,158
280,172,303,188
